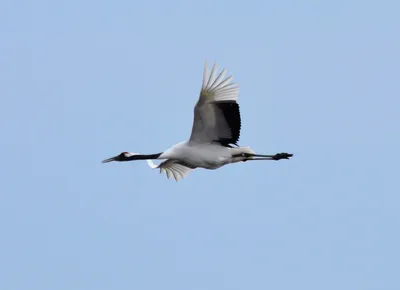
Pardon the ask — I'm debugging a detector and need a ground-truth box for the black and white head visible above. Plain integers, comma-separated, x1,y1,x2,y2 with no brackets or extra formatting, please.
102,152,139,163
102,152,162,163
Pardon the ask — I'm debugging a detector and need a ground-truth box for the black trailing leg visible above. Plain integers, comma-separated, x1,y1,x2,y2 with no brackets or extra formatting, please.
272,153,293,160
232,152,293,161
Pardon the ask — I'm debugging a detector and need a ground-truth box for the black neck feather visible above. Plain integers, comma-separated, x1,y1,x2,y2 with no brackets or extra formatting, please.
124,153,162,161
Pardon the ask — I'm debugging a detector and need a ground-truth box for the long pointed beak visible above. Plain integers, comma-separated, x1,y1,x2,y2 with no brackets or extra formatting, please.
102,156,117,163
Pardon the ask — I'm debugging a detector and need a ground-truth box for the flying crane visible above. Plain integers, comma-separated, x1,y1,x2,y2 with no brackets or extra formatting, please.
102,62,293,181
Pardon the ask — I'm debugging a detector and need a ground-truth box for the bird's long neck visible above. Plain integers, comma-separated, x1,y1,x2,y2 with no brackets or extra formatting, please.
125,153,162,161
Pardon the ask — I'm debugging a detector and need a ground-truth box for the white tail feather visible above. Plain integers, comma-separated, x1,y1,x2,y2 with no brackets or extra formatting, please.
229,146,256,155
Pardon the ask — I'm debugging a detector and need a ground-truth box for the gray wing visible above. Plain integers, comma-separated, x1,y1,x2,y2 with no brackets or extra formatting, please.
189,62,241,147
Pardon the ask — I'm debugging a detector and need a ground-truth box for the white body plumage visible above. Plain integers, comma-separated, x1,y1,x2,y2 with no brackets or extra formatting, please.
155,142,256,169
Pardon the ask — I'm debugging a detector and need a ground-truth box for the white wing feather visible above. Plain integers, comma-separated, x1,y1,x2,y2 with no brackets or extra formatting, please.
147,159,193,181
199,61,239,103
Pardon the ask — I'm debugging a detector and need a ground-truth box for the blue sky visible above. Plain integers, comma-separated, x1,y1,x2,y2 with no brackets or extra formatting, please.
1,0,399,289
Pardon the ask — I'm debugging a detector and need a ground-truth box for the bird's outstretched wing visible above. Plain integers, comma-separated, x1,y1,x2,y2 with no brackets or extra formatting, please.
189,62,241,147
147,159,195,181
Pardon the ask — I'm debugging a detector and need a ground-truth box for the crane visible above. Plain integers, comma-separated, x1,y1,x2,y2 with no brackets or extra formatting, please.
102,62,293,181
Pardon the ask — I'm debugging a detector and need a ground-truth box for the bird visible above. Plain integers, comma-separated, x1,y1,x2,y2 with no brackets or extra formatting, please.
102,62,293,181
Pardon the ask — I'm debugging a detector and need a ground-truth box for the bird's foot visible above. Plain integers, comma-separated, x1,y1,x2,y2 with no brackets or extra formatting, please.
272,153,293,160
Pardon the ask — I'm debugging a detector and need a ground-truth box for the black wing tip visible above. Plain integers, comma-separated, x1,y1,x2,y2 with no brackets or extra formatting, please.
214,101,241,147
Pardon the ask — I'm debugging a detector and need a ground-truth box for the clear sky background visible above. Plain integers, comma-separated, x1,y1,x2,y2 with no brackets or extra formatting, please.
1,0,399,289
